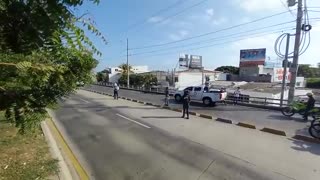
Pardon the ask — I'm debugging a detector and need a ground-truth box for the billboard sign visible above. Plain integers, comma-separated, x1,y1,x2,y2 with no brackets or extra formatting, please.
179,54,189,67
273,68,292,83
240,48,266,67
189,55,202,69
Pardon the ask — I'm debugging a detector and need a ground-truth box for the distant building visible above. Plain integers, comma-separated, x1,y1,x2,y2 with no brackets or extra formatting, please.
106,65,149,83
174,69,227,89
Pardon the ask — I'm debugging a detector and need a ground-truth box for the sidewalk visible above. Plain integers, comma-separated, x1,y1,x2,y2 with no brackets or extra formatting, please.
79,89,320,180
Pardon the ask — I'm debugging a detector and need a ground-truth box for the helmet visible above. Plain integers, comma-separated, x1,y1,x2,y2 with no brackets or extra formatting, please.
307,92,313,97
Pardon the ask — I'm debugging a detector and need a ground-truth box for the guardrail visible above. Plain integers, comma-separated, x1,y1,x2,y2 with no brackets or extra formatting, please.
93,82,318,110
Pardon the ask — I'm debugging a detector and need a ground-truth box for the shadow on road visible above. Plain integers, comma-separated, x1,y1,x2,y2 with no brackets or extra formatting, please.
267,114,308,123
289,138,320,156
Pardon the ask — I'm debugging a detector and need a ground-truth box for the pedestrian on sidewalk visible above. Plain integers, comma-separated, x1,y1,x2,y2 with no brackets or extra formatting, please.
164,87,169,106
181,90,191,119
233,87,241,105
113,83,119,100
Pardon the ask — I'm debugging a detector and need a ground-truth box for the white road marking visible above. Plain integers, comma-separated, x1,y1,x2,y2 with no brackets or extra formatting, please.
78,98,90,104
116,114,151,129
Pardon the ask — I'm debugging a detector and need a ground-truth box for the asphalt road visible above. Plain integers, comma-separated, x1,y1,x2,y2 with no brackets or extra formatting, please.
84,85,311,136
52,90,320,180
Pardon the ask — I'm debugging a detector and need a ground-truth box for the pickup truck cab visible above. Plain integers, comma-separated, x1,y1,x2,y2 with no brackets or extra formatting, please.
174,85,227,106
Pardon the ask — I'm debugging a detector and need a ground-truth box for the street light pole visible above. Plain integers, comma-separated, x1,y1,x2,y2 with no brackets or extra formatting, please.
126,38,130,88
288,0,303,103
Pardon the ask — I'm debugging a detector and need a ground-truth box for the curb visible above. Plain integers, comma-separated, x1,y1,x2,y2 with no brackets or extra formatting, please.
46,117,90,180
292,135,320,144
216,118,232,124
41,121,73,180
237,122,256,129
172,108,182,113
260,127,286,136
189,111,197,116
199,114,213,119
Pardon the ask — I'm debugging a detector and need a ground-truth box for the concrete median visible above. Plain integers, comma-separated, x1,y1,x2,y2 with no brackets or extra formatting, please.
237,122,256,129
216,118,232,124
199,114,213,119
260,128,286,136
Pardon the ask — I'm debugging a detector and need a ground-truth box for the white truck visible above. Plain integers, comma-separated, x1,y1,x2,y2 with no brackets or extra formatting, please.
174,85,227,106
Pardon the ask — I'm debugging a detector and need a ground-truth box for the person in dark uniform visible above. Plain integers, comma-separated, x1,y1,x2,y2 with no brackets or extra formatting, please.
303,92,315,120
181,90,191,119
164,87,169,106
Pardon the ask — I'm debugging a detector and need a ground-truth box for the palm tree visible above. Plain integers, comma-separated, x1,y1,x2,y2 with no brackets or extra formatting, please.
118,63,133,75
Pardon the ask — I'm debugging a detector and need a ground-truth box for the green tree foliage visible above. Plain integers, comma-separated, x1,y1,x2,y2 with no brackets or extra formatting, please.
215,66,239,74
0,0,106,133
96,70,109,82
297,64,320,78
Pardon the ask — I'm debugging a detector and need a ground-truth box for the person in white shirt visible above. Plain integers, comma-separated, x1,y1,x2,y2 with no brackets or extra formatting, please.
233,87,241,105
113,83,119,100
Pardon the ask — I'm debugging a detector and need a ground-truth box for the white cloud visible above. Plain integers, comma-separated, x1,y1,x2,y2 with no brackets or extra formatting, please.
206,8,214,17
169,30,189,41
235,0,282,12
148,16,163,23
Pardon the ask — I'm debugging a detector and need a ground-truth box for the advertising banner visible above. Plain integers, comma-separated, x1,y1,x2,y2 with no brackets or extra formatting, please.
273,68,292,82
240,48,266,67
179,54,189,67
189,55,202,69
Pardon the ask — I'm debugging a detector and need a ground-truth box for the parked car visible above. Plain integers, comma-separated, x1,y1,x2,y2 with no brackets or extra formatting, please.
174,85,227,106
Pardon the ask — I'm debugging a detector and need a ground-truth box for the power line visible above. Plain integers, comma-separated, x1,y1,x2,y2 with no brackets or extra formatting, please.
279,0,296,17
130,28,297,58
126,0,189,31
131,21,320,59
130,25,296,56
130,10,292,50
130,20,296,53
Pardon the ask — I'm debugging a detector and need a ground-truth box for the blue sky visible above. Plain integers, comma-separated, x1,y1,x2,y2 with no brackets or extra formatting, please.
76,0,320,71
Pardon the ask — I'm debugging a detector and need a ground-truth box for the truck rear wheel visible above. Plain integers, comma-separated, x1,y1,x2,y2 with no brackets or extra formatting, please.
203,98,212,106
175,95,182,102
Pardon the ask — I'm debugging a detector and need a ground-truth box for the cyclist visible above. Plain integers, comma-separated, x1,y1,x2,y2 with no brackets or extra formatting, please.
303,92,315,120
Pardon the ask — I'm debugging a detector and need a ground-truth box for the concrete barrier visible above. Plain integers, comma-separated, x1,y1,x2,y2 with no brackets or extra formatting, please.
199,114,213,119
216,118,232,124
189,111,197,116
237,122,256,129
260,128,286,136
292,135,320,144
172,108,182,113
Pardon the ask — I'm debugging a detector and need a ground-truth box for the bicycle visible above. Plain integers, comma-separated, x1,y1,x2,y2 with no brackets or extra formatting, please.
309,118,320,139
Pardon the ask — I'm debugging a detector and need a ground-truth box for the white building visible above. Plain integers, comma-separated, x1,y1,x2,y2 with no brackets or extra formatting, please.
174,69,227,89
107,65,149,83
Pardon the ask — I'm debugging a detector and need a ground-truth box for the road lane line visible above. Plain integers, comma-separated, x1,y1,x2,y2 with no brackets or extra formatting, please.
116,113,151,129
78,98,90,103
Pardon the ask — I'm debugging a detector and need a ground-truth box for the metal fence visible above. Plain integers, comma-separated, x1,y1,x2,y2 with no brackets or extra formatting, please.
94,82,318,108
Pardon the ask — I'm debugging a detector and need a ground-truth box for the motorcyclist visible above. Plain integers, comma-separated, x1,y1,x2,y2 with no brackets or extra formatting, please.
303,92,315,120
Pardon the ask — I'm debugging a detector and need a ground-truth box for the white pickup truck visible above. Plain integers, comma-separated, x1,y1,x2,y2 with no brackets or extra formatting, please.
174,85,227,106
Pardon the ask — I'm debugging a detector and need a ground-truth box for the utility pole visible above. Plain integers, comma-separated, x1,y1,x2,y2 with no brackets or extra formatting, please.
288,0,303,103
280,33,291,107
126,38,129,88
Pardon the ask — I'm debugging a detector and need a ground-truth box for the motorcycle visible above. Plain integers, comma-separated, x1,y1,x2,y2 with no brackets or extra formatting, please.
281,101,307,117
309,119,320,139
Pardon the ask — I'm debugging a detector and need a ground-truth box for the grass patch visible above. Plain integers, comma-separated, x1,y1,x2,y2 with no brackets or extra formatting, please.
0,112,59,180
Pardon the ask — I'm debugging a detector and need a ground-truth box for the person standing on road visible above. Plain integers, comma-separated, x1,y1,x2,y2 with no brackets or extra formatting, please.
113,83,119,100
164,87,169,106
303,92,315,120
181,90,191,119
233,87,241,105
